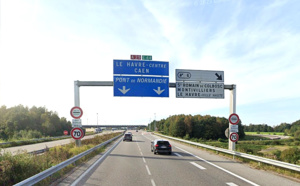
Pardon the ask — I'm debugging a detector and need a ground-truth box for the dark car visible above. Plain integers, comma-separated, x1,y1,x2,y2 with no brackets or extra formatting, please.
151,139,172,155
123,133,132,141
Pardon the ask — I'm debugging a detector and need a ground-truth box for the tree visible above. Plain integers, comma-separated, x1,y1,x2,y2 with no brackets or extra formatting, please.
0,105,72,140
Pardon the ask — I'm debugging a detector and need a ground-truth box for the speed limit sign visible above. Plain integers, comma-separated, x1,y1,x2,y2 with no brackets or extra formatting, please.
71,127,84,140
229,132,239,142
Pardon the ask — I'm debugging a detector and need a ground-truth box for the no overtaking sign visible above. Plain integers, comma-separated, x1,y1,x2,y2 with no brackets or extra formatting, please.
70,107,83,119
229,113,239,125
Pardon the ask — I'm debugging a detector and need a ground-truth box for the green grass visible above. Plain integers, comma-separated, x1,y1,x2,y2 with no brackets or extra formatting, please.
245,132,285,135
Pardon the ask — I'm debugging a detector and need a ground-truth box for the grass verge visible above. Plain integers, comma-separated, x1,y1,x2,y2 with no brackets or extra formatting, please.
0,132,121,185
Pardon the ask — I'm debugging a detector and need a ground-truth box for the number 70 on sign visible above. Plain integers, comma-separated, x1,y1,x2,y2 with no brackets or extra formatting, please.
71,127,84,140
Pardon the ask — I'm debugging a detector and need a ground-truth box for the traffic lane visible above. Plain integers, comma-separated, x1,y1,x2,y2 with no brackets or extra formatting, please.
80,133,151,186
154,134,300,186
140,133,256,186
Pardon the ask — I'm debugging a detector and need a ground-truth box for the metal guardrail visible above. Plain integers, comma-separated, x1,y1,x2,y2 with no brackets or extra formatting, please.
14,133,123,186
154,133,300,172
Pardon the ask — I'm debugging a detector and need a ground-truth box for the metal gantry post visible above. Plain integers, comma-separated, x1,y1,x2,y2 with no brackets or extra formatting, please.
74,81,81,147
229,85,237,151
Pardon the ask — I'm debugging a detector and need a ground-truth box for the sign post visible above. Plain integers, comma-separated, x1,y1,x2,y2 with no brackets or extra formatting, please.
229,111,239,151
70,106,83,147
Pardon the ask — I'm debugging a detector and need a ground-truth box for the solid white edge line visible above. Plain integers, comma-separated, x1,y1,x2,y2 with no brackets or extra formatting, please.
151,179,156,186
190,162,206,170
175,146,260,186
143,157,146,163
145,165,151,175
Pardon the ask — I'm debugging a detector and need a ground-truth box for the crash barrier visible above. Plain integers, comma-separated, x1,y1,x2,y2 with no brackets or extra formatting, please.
154,133,300,172
14,133,123,186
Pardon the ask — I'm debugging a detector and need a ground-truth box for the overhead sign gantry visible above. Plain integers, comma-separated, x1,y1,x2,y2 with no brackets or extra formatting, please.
73,55,237,150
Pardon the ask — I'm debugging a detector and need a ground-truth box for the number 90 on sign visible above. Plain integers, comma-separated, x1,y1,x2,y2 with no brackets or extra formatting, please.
71,128,84,140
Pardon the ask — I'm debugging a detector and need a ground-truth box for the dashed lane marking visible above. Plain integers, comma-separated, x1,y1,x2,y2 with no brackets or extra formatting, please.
145,165,151,175
190,162,206,170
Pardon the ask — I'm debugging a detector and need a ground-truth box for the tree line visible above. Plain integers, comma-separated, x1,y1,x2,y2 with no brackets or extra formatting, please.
0,105,72,140
244,121,300,137
148,114,245,140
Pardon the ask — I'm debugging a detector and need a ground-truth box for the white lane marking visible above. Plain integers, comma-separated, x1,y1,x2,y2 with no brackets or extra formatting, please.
151,179,156,186
190,162,206,170
226,183,238,186
174,152,182,157
143,157,146,163
175,146,260,186
145,165,151,175
140,151,144,156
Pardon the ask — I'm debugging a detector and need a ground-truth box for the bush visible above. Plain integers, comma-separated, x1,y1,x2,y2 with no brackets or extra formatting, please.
273,150,281,160
280,148,300,164
218,138,226,142
183,134,190,140
270,140,282,145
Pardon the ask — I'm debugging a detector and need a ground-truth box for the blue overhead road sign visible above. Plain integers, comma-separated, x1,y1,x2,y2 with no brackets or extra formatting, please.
114,76,169,97
114,60,169,76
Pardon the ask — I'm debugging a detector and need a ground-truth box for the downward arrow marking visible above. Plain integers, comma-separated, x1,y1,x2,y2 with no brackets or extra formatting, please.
118,86,130,94
153,87,165,95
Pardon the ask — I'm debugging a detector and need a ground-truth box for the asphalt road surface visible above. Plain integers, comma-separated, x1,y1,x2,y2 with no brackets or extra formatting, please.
57,131,300,186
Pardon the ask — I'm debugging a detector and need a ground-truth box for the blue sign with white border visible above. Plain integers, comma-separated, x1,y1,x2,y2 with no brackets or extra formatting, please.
114,60,169,76
114,76,169,97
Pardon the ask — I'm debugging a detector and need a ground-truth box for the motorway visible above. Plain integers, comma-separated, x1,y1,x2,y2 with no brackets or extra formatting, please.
57,131,300,186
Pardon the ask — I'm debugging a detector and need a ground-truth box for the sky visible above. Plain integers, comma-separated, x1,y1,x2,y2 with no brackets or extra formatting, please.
1,0,300,127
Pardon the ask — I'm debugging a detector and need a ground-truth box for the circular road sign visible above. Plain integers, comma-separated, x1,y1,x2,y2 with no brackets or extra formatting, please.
63,130,68,135
70,107,83,119
229,132,239,142
229,113,239,125
70,127,84,140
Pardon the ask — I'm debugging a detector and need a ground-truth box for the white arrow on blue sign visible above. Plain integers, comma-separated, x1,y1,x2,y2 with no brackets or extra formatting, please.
113,76,169,97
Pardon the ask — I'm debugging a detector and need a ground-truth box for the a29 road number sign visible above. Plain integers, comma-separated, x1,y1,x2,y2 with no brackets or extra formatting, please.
71,127,84,140
229,132,239,142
